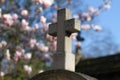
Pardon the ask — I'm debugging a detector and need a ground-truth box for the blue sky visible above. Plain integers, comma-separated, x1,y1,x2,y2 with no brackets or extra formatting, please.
80,0,120,58
86,0,120,46
98,0,120,45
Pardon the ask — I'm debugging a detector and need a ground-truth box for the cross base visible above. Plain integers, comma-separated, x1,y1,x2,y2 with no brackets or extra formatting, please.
52,52,75,71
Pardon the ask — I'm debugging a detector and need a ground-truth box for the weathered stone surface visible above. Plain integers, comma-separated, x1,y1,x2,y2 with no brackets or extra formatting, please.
49,8,80,71
49,19,80,37
30,69,97,80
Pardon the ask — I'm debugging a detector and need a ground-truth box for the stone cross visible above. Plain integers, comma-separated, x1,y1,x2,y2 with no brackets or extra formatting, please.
49,8,80,71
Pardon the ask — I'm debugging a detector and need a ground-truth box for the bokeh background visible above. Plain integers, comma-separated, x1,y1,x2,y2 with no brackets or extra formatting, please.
0,0,120,79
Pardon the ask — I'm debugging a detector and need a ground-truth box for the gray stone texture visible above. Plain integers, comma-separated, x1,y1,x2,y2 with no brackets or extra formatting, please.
49,8,80,71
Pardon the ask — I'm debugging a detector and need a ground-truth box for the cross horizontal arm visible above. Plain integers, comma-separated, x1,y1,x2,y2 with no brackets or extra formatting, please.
49,23,57,36
65,19,80,33
49,19,80,37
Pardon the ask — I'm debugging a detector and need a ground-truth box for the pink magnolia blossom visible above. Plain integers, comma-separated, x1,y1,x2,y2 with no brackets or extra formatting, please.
12,13,18,20
3,14,14,26
2,14,9,20
29,39,37,48
14,48,24,62
3,14,12,21
14,51,22,59
43,46,49,52
6,19,14,26
21,19,31,31
88,6,100,15
71,33,77,40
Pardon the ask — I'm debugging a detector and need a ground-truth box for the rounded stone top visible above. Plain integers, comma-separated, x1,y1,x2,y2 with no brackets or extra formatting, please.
30,69,97,80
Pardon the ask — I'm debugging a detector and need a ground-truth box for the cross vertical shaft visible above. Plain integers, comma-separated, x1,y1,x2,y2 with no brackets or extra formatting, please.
49,8,80,71
57,9,71,53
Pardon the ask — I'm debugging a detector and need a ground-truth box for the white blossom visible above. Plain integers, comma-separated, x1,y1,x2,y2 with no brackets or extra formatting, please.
81,24,91,30
24,65,32,74
93,25,102,31
24,53,32,60
1,40,7,47
21,9,28,16
40,16,47,24
5,49,11,60
0,43,2,49
0,72,5,77
42,0,54,8
21,19,29,27
0,8,2,18
104,4,111,10
38,70,44,73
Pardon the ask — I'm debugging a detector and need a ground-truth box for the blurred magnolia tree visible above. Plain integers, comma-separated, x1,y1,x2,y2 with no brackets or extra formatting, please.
0,0,117,80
